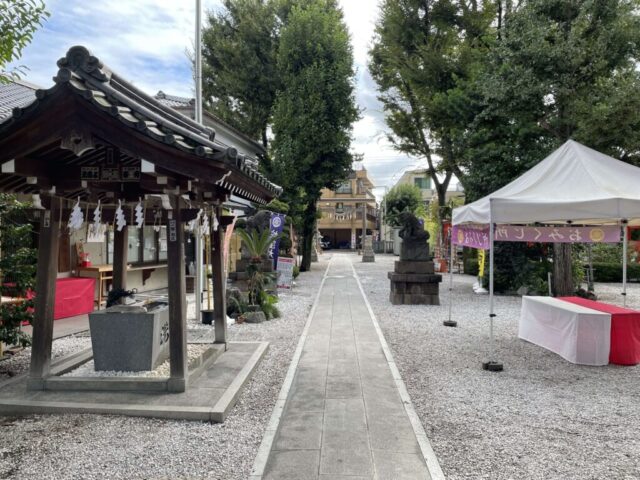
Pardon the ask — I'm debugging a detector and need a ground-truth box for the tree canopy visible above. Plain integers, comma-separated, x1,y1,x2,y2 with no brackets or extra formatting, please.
202,0,282,149
369,0,494,209
383,184,425,226
271,0,359,270
0,0,48,81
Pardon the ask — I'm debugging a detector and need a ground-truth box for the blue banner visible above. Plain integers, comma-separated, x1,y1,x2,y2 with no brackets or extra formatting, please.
268,212,286,268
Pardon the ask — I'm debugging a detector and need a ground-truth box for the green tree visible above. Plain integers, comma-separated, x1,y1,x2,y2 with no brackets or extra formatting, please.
271,0,359,271
383,184,425,226
202,0,283,152
464,0,640,294
0,0,48,81
369,0,495,245
0,195,36,353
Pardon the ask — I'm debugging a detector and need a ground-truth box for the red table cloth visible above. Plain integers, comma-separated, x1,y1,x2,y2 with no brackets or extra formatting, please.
559,297,640,366
53,277,95,320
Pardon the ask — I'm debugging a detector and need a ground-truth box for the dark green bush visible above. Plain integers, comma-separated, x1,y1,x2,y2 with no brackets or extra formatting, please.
464,258,479,276
592,263,640,282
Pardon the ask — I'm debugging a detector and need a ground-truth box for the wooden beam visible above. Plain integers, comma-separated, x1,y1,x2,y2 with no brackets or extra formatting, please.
27,202,60,390
211,205,227,348
166,195,187,392
33,208,201,226
112,226,128,296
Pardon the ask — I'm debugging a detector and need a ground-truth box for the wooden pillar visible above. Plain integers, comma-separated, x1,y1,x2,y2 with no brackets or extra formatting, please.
166,196,187,392
112,226,128,296
27,203,60,390
211,205,227,347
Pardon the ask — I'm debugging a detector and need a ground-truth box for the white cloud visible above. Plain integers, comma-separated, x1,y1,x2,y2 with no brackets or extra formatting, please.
10,0,420,195
8,0,224,96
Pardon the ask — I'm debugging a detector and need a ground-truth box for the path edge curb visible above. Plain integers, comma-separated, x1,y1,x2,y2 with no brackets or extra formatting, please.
351,261,446,480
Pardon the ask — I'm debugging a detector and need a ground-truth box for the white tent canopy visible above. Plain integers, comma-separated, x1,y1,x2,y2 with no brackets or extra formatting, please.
450,140,639,371
453,140,640,226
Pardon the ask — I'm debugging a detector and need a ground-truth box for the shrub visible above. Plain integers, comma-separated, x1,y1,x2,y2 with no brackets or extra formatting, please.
592,263,640,282
293,265,300,279
383,184,426,226
464,258,479,276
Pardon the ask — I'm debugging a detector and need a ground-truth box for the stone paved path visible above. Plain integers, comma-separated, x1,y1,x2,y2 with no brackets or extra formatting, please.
261,255,432,479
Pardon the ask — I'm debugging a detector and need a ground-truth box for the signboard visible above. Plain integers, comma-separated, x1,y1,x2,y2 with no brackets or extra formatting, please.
452,225,490,249
80,165,140,182
276,257,295,289
452,225,622,250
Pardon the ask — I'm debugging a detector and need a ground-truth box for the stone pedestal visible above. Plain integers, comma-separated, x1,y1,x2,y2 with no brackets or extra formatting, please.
362,235,375,263
89,305,170,371
388,260,442,305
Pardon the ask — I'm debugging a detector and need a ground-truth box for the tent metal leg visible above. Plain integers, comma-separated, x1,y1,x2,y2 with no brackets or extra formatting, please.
623,221,628,307
483,221,503,372
444,232,457,327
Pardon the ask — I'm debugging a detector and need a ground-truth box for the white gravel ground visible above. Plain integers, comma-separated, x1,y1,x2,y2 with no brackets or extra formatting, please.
0,256,328,480
0,335,91,380
64,344,210,378
353,253,640,480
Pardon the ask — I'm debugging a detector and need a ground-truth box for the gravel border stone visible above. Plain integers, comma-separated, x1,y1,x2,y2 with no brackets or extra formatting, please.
0,256,329,480
353,253,640,480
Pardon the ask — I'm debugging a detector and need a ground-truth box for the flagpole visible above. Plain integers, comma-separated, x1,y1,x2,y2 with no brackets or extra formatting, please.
195,0,204,322
195,0,203,124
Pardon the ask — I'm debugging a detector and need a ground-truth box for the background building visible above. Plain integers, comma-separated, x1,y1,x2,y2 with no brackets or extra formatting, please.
317,166,377,249
392,168,465,209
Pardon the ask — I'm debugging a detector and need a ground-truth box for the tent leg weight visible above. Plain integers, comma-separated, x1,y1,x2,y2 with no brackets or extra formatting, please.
482,361,503,372
443,320,457,327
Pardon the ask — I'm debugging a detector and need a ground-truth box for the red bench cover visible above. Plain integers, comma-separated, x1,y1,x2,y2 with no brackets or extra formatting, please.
54,277,95,320
559,297,640,366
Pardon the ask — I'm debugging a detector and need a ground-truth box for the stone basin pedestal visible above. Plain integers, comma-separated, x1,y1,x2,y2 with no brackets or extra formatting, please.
89,305,170,371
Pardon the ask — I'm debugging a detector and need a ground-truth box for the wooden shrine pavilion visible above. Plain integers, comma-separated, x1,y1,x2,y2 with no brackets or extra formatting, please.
0,46,281,393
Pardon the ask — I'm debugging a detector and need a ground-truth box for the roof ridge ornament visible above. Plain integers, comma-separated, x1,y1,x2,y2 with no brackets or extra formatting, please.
57,46,111,83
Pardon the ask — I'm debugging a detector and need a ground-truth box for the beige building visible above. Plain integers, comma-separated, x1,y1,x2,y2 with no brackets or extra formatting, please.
317,167,377,249
393,168,464,208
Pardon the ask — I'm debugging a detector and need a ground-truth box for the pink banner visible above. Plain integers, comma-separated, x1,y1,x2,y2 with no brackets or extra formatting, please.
452,225,490,249
453,225,621,249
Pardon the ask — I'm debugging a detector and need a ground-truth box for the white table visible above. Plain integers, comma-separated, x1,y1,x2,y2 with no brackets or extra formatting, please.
519,296,612,366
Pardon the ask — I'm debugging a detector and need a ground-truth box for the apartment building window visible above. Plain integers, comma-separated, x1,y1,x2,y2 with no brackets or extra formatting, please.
336,202,344,213
414,177,430,190
336,182,352,194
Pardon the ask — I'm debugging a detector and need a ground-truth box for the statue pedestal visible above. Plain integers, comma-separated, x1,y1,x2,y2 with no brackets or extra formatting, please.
388,260,442,305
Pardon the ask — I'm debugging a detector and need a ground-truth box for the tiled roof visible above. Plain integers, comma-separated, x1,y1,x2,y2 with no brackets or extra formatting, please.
0,46,281,202
155,91,194,108
0,80,38,122
154,91,266,157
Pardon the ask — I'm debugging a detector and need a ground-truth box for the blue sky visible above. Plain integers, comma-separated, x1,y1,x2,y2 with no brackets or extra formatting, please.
9,0,426,196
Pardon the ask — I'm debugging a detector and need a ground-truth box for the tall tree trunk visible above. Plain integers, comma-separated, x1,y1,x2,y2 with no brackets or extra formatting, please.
300,200,317,272
552,243,573,296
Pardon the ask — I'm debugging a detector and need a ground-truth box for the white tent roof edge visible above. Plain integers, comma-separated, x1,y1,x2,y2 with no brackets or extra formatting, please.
453,140,640,226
